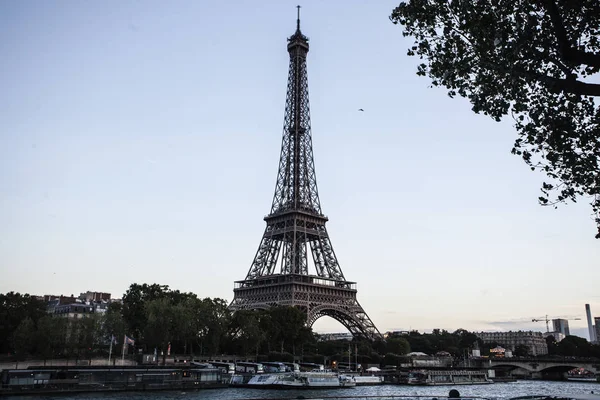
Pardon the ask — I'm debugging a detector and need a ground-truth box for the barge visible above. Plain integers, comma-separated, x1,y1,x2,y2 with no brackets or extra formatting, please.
231,371,356,389
0,365,226,396
407,369,493,385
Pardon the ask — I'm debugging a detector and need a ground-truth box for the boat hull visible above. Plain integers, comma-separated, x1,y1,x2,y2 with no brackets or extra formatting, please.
409,381,494,386
353,376,384,386
233,372,356,389
236,383,355,389
566,377,598,382
407,370,493,386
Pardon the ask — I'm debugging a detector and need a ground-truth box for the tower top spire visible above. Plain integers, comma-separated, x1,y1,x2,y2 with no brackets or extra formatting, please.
288,5,308,50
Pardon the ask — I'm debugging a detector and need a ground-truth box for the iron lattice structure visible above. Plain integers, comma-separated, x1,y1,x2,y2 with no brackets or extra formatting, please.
230,10,381,341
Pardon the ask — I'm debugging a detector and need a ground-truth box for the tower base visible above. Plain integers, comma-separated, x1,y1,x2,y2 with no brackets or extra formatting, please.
230,274,381,341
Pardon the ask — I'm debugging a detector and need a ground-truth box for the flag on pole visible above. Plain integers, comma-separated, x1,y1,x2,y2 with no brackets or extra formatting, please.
124,335,135,346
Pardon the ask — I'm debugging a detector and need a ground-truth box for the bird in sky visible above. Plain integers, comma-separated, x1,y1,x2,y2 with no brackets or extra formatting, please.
358,108,364,112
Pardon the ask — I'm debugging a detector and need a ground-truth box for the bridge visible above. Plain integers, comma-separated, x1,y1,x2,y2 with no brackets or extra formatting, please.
483,357,600,379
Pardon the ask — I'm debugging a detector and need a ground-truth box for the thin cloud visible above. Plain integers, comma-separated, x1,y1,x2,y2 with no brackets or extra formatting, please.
482,317,534,326
488,319,534,326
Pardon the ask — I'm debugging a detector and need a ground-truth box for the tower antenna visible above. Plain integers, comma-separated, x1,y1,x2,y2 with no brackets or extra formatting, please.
297,5,301,31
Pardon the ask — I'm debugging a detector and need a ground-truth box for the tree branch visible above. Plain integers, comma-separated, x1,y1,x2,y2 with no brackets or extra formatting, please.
480,59,600,96
543,0,600,69
523,70,600,96
526,47,576,79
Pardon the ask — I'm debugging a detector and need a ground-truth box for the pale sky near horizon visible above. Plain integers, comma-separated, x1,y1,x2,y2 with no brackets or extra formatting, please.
1,1,599,340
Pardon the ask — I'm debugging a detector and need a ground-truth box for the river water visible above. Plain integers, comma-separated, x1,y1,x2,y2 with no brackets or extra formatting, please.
4,381,599,400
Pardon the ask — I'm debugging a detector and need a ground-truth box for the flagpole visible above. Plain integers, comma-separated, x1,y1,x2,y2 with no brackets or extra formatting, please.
121,335,126,365
108,335,113,365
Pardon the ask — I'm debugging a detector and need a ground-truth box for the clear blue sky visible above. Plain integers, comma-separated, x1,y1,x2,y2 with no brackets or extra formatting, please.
1,1,598,339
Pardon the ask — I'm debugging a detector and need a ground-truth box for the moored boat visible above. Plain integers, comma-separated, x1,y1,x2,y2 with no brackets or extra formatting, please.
566,375,598,382
407,370,493,385
353,375,384,386
234,371,356,389
0,365,226,395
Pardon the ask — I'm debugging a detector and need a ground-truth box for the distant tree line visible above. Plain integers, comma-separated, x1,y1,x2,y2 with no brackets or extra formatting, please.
0,292,104,364
546,334,600,358
2,287,600,364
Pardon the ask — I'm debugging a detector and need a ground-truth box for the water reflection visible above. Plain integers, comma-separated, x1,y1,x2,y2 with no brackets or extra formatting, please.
2,381,599,400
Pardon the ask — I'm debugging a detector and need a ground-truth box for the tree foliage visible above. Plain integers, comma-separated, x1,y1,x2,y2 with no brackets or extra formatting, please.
554,335,600,357
391,0,600,238
102,302,126,344
0,292,47,354
120,283,232,356
387,336,411,355
514,343,530,357
4,285,600,363
70,314,104,361
13,317,36,360
230,309,264,356
144,298,179,364
35,316,67,362
268,306,308,353
395,329,483,357
121,283,172,341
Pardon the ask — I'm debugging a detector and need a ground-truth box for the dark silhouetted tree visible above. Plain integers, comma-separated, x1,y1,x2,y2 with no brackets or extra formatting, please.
545,334,559,355
391,0,600,238
0,292,47,354
387,337,411,355
514,344,530,357
13,317,36,360
36,316,67,363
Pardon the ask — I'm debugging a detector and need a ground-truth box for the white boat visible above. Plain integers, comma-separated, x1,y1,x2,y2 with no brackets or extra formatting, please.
353,375,384,386
242,372,356,389
566,375,598,382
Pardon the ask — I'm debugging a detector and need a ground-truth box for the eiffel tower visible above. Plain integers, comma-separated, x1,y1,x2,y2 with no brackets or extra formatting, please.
230,8,381,341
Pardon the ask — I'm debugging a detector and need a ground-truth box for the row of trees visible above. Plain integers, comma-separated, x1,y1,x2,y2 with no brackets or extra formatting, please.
11,315,104,363
118,283,316,362
3,286,600,364
0,286,475,364
1,292,55,356
546,335,600,358
0,285,320,363
0,293,108,362
393,329,481,356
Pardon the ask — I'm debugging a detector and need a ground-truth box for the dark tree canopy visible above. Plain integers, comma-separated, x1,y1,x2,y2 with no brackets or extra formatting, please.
514,343,530,357
391,0,600,238
0,292,47,354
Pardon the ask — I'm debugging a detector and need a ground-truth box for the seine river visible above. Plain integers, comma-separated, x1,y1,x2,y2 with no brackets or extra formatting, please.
3,381,599,400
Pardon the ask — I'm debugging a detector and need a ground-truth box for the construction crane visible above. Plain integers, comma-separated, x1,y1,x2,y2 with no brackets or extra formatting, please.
531,315,581,332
